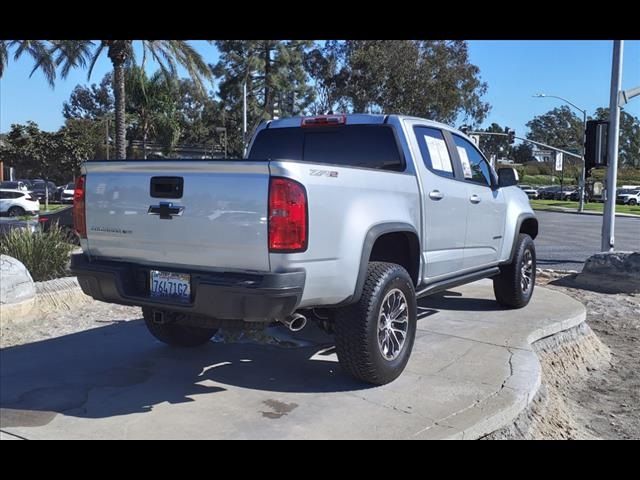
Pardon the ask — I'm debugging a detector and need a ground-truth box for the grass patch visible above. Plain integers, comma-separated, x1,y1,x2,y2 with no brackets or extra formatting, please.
0,224,75,281
530,199,640,216
40,204,68,213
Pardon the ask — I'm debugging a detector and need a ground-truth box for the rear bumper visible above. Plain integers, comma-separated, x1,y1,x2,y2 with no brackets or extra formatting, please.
70,254,305,321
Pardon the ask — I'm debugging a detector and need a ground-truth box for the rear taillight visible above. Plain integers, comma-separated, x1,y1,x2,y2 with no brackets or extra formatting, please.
301,115,346,127
73,175,87,239
268,177,307,252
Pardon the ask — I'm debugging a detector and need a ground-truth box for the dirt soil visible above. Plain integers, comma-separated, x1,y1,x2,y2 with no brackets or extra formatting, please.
532,271,640,440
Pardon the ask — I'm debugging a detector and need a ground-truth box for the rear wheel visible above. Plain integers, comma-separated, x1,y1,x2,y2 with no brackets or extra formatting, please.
334,262,417,385
493,234,536,308
7,206,25,217
143,307,218,347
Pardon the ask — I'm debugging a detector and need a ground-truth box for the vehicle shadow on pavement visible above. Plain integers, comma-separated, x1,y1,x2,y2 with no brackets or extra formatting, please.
0,319,372,426
420,290,505,312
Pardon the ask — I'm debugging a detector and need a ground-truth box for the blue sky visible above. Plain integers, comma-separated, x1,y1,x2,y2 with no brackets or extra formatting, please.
1,40,639,137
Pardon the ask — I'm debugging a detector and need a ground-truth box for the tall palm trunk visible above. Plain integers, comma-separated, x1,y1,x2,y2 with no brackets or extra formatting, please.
108,42,127,160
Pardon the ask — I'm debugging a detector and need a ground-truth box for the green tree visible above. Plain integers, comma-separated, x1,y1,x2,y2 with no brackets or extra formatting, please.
2,40,213,159
63,73,113,120
125,67,182,158
512,143,536,164
304,41,350,114
526,106,583,150
0,121,94,183
213,40,315,156
476,123,512,160
174,79,222,147
593,108,640,167
334,40,490,124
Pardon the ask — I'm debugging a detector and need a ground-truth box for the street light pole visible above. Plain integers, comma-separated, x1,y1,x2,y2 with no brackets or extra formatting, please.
533,93,588,212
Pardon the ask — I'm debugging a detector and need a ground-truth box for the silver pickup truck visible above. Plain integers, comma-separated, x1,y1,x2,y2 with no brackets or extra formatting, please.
71,114,538,385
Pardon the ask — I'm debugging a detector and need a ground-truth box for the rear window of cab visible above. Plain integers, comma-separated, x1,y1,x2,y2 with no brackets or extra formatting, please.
248,124,405,171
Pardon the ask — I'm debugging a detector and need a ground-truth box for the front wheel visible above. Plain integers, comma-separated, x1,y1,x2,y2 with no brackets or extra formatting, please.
493,233,536,308
143,308,218,347
334,262,417,385
629,199,637,206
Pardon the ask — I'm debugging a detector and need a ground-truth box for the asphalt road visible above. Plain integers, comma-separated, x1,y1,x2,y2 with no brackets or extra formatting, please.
534,211,639,271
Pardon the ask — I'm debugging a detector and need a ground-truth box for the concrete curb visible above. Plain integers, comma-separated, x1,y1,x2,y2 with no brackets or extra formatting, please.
532,206,640,218
412,281,587,440
1,276,90,325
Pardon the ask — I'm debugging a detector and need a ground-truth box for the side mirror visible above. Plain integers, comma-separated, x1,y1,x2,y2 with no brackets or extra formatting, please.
497,167,519,188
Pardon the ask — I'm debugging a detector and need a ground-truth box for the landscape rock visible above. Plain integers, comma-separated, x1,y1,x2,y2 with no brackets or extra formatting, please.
0,254,36,305
574,251,640,294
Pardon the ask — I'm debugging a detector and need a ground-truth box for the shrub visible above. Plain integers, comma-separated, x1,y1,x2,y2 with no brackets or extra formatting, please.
0,224,75,281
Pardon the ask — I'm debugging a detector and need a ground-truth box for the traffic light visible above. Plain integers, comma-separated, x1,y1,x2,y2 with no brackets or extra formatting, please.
584,120,609,170
505,127,515,144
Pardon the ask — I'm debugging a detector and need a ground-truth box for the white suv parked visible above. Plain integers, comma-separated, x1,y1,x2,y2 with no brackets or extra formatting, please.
0,189,40,217
617,189,640,206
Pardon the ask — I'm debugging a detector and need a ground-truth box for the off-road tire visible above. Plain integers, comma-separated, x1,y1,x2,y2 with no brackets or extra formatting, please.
143,307,218,347
493,233,536,308
334,262,417,385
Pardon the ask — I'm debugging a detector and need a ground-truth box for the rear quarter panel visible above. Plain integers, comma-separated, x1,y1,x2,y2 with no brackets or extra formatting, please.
269,161,421,306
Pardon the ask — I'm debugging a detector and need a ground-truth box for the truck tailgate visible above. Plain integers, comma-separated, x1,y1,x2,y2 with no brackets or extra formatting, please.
83,161,270,272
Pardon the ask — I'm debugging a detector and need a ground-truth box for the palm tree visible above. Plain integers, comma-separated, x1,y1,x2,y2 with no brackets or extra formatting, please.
0,40,57,86
126,67,181,158
2,40,213,159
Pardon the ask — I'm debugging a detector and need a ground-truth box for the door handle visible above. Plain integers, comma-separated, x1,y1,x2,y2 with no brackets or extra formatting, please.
469,194,481,204
429,190,444,200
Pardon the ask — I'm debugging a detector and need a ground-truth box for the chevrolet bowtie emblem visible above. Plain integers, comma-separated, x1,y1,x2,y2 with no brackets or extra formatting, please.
148,202,185,220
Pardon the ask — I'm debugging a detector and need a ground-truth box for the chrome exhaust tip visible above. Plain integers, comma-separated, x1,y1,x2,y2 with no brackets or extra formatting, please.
280,313,307,332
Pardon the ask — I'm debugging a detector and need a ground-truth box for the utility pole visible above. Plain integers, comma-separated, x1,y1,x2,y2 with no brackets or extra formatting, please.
243,80,248,157
106,117,110,160
579,109,587,211
601,40,623,252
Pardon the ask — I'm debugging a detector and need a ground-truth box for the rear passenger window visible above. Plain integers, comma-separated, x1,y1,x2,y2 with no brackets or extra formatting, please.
452,134,493,187
414,126,454,178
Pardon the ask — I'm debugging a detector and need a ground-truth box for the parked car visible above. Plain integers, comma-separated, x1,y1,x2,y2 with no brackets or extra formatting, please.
17,179,34,189
0,189,40,217
537,186,559,200
616,189,640,206
0,180,30,192
30,180,57,202
37,205,79,244
71,113,538,386
56,183,76,204
553,187,576,201
518,184,539,199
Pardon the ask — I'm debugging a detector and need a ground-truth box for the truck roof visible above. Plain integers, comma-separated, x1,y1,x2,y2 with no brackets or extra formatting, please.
266,114,461,135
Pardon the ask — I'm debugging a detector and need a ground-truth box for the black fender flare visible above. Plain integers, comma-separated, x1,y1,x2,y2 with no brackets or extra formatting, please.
335,222,420,307
506,213,539,264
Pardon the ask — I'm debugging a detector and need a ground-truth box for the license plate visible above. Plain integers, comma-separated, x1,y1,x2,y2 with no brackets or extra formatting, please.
150,270,191,302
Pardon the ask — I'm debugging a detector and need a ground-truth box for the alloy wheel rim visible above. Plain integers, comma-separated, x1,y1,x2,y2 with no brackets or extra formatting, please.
377,288,409,361
521,249,534,293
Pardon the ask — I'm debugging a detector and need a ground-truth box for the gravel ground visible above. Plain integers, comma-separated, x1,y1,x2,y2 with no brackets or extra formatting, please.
0,301,142,349
534,271,640,439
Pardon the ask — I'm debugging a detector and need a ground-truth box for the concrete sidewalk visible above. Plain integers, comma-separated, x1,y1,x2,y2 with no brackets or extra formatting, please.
0,280,585,440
